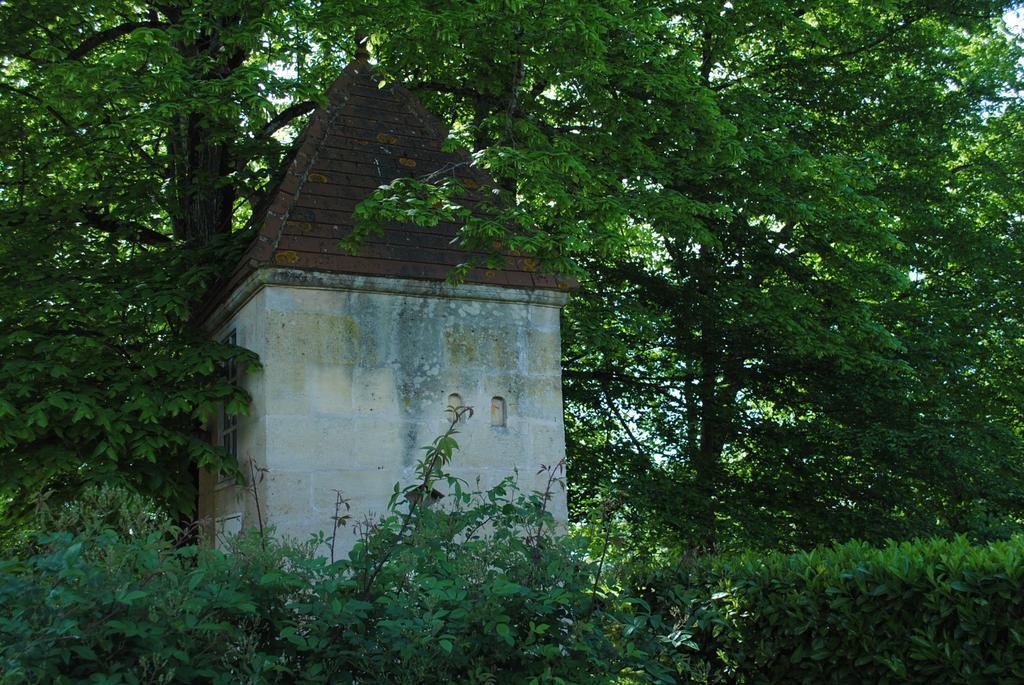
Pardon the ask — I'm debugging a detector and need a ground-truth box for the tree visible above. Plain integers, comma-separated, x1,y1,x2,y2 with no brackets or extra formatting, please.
557,1,1024,550
2,0,1023,552
353,0,1024,549
0,0,367,529
369,0,1024,550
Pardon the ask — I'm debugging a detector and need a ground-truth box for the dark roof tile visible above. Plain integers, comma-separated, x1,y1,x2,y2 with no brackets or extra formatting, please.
207,58,574,320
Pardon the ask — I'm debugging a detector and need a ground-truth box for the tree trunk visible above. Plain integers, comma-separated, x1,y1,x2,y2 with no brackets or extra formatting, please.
163,7,247,246
690,243,725,548
169,114,236,244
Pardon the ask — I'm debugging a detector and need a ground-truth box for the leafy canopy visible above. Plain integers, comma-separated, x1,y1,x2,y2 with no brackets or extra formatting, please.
2,0,1024,551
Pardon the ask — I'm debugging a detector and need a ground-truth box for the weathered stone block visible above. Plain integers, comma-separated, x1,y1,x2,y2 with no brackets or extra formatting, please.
261,360,310,416
349,416,424,468
516,376,564,420
264,471,313,517
528,305,561,332
265,310,361,365
529,425,569,464
310,468,407,518
526,329,563,375
308,363,354,414
201,270,570,558
353,367,400,415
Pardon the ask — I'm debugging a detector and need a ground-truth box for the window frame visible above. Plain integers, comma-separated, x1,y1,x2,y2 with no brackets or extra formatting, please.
217,330,239,487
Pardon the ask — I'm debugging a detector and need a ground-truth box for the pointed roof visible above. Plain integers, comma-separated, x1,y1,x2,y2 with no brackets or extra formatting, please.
216,58,570,306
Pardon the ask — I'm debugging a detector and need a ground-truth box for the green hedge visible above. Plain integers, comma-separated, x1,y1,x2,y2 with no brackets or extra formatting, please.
649,536,1024,684
6,483,1024,684
0,484,669,685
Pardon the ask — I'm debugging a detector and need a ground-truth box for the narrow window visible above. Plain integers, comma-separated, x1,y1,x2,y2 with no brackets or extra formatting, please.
446,393,464,423
491,396,507,427
220,330,239,460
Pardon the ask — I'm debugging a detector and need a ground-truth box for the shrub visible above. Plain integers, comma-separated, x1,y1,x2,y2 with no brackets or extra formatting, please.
645,536,1024,684
0,424,669,684
0,489,308,684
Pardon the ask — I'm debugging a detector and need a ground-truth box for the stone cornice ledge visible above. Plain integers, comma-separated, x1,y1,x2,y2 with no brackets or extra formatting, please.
202,267,571,333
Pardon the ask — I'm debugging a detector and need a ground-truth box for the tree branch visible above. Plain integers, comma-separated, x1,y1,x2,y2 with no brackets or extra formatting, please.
0,83,75,132
81,207,172,245
600,386,651,460
234,101,316,172
412,81,494,103
712,13,924,92
257,100,316,141
66,20,166,61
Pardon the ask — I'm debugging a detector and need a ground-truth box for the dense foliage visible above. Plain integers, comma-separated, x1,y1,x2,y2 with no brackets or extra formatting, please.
549,1,1024,551
6,485,1024,684
358,1,1024,550
0,480,671,684
0,0,354,527
2,0,1024,551
642,535,1024,683
0,227,255,533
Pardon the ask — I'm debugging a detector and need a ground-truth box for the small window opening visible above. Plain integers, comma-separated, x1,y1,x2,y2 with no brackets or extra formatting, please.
446,393,464,423
491,396,507,427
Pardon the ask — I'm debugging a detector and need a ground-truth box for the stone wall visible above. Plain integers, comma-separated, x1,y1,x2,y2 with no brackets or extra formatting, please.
201,268,569,556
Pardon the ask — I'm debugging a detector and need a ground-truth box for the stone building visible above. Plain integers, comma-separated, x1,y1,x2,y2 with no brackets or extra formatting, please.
195,56,571,555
